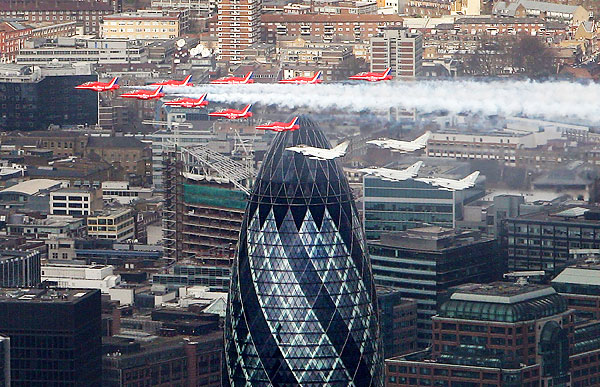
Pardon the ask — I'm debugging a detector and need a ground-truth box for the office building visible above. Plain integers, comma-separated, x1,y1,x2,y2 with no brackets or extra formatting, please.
101,181,153,205
218,0,262,63
225,116,384,385
385,281,600,387
0,249,41,287
41,263,121,292
102,332,223,386
17,37,148,65
0,288,101,386
0,336,8,387
552,262,600,320
363,159,484,240
153,264,231,292
370,227,502,348
506,205,600,275
7,214,87,239
377,287,418,358
371,27,423,80
87,208,136,242
0,63,97,131
50,187,103,216
426,125,566,166
101,10,187,40
0,178,63,211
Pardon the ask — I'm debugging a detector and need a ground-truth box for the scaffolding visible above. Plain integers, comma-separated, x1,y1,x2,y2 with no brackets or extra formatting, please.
179,144,255,195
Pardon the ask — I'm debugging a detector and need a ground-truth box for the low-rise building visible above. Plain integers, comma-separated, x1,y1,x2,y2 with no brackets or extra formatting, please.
493,0,591,24
87,209,136,242
17,36,148,65
50,187,103,217
102,181,153,205
507,205,600,275
0,179,63,212
6,214,87,239
41,263,120,292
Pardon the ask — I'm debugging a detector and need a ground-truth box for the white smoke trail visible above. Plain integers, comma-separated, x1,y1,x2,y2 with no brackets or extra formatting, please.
165,80,600,121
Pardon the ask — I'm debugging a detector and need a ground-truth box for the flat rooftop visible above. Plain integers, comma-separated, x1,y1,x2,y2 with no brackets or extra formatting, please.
512,205,600,224
0,288,96,303
450,282,556,304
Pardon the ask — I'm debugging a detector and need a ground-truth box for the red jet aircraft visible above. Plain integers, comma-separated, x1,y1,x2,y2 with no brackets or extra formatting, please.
256,117,300,132
348,68,393,82
120,86,165,100
278,71,323,85
208,104,252,119
164,93,208,108
75,77,120,92
210,72,254,84
149,75,193,87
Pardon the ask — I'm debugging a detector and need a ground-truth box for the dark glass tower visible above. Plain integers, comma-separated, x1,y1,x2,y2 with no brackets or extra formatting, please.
225,116,384,386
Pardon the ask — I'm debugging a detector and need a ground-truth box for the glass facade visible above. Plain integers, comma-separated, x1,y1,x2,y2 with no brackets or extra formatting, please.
363,175,485,240
225,116,384,386
363,177,455,240
0,75,98,131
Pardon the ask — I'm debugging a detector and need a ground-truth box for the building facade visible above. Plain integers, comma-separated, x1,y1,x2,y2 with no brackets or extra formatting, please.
261,13,404,44
362,160,484,240
101,10,186,40
225,116,384,385
0,288,101,386
217,0,262,63
50,188,103,216
87,209,136,242
506,206,600,275
371,28,423,80
369,227,503,348
0,249,41,288
0,0,113,34
0,64,98,131
385,282,600,387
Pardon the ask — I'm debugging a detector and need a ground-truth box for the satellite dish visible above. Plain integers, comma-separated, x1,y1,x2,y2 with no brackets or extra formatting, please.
201,48,211,57
176,39,186,48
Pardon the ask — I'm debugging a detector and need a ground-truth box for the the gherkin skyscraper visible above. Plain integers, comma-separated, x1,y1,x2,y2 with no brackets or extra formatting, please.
225,116,384,386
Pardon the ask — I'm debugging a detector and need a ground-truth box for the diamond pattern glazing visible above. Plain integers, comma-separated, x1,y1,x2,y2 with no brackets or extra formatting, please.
225,116,384,386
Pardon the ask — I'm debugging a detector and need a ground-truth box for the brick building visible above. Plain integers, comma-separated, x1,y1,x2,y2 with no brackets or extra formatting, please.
261,13,403,44
217,0,262,64
386,281,600,387
0,20,31,63
102,332,223,386
0,0,114,34
404,0,452,17
0,19,76,62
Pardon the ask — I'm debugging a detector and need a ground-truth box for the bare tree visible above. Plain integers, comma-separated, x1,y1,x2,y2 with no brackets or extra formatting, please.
510,36,555,79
